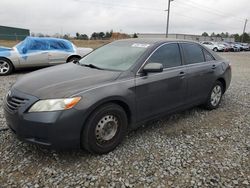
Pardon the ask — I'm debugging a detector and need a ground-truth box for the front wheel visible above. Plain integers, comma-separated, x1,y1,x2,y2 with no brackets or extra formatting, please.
0,58,13,76
81,103,128,154
213,47,218,52
203,81,223,110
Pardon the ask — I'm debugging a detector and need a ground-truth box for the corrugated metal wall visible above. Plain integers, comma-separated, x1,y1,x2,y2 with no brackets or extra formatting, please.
0,26,30,40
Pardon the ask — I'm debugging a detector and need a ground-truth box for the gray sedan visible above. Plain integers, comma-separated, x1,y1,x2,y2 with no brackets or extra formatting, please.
4,39,231,154
0,37,93,75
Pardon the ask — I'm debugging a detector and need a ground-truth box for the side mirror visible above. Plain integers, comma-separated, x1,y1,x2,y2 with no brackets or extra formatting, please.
143,63,163,73
22,47,27,54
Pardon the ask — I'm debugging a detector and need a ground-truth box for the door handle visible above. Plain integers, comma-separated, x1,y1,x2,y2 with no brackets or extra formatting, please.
179,71,185,76
212,64,217,69
179,71,185,79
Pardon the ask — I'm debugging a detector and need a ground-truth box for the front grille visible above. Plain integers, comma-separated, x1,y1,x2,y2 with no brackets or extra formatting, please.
6,95,28,112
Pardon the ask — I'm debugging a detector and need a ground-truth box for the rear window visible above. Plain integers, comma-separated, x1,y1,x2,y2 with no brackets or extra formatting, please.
182,43,205,64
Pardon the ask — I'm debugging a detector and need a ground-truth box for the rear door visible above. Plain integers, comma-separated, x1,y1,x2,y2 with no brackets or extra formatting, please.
180,42,218,104
48,40,71,65
135,43,187,122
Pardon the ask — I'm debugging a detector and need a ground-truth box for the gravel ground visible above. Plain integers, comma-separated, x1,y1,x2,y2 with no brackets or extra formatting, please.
0,52,249,187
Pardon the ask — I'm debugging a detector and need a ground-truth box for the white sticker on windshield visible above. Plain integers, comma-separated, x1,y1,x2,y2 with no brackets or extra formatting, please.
132,43,150,48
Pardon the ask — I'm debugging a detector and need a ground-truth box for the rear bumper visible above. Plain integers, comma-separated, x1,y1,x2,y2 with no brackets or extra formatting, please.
3,88,86,149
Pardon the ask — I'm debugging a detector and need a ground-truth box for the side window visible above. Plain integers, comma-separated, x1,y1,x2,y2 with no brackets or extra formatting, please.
147,43,182,68
182,43,205,64
203,49,215,61
28,41,48,51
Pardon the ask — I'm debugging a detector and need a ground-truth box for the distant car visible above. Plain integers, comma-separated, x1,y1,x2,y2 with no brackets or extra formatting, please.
227,42,240,52
218,42,231,52
4,39,232,154
201,41,225,52
241,43,250,51
0,37,93,75
233,43,244,51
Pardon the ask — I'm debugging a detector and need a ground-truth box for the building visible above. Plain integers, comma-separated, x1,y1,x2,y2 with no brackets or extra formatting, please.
137,33,235,42
0,25,30,40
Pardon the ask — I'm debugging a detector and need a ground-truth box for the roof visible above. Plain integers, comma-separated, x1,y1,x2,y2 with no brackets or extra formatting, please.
115,38,200,45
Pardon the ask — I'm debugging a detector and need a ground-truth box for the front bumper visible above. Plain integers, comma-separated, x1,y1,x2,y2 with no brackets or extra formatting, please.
3,88,85,149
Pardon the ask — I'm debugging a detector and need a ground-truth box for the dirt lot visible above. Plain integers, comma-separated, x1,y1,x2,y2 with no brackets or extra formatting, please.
0,52,249,187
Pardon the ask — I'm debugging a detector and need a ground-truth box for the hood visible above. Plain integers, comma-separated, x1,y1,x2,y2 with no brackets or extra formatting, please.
0,46,12,51
0,46,12,57
13,63,121,99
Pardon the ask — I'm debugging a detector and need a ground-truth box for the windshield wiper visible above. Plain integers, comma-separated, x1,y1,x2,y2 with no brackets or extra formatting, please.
81,64,103,70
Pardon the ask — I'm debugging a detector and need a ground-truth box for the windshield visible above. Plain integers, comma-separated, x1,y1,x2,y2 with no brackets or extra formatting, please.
79,41,150,71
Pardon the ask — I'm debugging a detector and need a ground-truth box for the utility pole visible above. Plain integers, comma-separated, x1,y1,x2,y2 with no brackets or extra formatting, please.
241,19,248,42
165,0,173,38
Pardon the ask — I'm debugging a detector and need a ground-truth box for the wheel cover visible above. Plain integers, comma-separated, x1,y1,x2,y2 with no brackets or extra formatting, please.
95,115,119,144
210,85,222,106
0,60,10,74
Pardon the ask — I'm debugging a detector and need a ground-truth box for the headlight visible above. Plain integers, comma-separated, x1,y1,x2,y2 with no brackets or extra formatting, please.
28,97,81,112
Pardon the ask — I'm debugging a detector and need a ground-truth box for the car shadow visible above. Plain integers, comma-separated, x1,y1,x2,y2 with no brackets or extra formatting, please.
13,67,46,75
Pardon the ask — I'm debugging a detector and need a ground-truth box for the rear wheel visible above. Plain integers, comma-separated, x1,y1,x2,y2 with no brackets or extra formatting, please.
0,58,13,76
204,81,223,110
81,103,128,154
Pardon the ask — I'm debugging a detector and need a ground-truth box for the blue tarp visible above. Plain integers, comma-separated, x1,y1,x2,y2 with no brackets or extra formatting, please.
16,37,74,54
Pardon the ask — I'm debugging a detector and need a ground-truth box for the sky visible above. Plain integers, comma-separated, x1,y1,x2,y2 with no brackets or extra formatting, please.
0,0,249,37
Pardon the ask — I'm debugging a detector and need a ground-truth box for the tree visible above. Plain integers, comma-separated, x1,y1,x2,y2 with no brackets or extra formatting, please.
201,32,209,37
211,32,216,37
76,32,80,39
104,31,113,39
240,33,250,43
133,33,138,38
91,32,98,40
98,32,105,39
231,34,240,42
79,34,89,40
63,34,69,39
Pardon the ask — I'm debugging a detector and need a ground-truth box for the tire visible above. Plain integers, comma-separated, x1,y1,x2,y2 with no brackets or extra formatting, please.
203,81,224,110
213,47,218,52
0,58,13,76
81,103,128,154
67,56,81,63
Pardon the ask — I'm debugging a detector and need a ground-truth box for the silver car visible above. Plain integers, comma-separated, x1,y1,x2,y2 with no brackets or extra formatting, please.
201,41,225,52
0,37,93,75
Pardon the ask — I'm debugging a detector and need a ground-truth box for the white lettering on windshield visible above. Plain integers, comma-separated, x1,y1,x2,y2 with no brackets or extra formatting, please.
132,43,150,48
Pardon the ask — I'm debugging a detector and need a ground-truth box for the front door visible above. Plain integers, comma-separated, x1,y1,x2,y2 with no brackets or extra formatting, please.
19,40,49,67
135,43,187,122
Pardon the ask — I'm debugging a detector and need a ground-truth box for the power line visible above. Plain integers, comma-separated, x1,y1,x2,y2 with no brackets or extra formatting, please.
175,0,245,22
76,0,162,12
171,11,242,31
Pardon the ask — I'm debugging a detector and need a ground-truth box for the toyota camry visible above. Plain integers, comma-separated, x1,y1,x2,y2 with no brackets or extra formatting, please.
4,39,231,154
